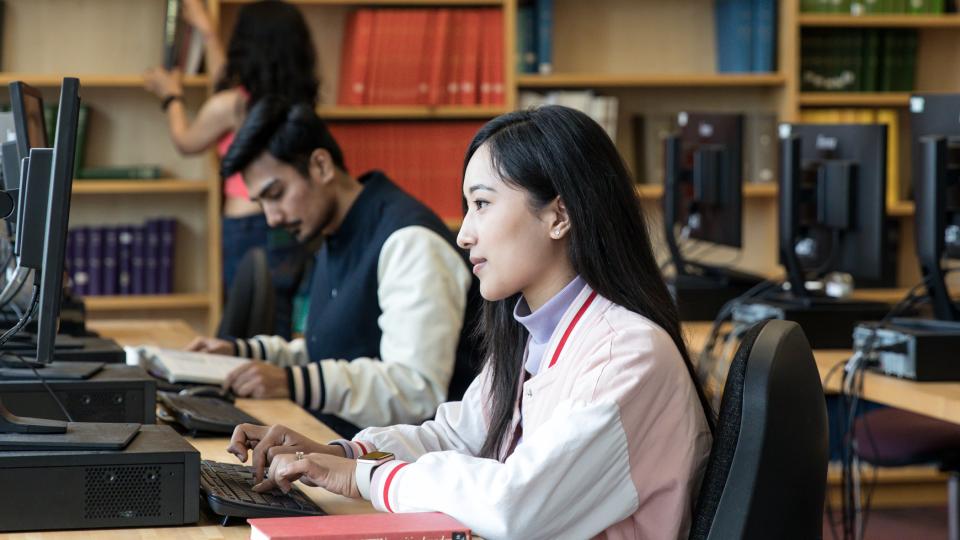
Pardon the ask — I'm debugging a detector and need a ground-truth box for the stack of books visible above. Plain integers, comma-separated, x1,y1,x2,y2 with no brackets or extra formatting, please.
329,122,483,220
714,0,778,73
518,91,618,142
66,217,177,297
337,8,504,106
801,29,917,92
162,0,205,75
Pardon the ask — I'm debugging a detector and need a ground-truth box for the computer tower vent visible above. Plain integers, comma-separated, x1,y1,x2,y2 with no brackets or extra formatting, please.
84,466,162,520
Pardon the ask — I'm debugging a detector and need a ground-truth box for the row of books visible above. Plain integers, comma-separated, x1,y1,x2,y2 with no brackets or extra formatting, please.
798,108,902,207
801,0,954,13
66,218,177,297
328,122,483,220
162,0,205,75
715,0,778,73
516,0,553,75
801,29,917,92
518,91,618,142
337,8,505,107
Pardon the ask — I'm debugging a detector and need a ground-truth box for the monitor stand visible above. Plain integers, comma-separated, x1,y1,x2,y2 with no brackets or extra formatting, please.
0,358,104,380
670,262,766,321
0,399,139,450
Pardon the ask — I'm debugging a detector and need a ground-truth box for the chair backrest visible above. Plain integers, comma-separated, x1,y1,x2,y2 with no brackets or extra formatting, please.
217,247,275,339
689,319,828,540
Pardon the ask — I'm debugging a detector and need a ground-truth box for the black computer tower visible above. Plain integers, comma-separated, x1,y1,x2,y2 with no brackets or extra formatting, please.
0,424,199,531
0,365,156,424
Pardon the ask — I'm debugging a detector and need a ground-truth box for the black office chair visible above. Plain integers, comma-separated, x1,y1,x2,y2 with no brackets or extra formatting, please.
217,247,275,340
690,320,829,540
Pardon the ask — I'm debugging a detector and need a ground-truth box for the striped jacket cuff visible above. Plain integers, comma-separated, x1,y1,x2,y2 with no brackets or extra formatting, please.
369,460,410,510
285,363,326,411
233,338,267,360
327,439,377,460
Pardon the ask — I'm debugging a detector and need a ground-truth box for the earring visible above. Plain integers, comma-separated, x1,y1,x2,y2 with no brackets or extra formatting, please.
552,230,561,239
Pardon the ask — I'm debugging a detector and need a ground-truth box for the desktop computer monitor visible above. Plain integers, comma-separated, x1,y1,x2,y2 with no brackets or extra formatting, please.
663,112,763,320
778,123,891,295
916,135,960,322
910,94,960,195
9,82,48,253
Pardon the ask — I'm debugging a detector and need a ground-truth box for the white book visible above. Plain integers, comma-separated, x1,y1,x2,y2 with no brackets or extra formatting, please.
130,346,249,385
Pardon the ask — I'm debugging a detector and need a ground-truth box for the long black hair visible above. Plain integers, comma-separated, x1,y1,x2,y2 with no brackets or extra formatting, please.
216,0,320,106
464,105,715,459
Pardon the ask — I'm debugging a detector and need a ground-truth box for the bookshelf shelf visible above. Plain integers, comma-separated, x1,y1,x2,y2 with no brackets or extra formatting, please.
84,293,211,312
799,14,960,28
72,180,210,195
221,0,503,4
517,73,786,88
517,73,787,89
0,74,209,88
635,182,779,199
799,92,911,106
317,105,509,120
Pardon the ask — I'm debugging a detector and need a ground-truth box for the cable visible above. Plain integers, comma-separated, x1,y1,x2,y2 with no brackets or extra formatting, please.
0,285,74,423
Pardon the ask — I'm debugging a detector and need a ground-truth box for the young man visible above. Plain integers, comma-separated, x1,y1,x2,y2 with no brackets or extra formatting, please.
187,97,479,438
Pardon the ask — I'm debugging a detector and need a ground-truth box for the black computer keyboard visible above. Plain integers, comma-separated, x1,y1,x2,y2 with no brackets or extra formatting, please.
157,391,263,434
200,460,326,524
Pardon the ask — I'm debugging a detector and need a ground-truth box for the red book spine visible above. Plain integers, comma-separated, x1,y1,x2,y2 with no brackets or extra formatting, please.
336,11,358,105
342,10,374,106
490,9,505,105
458,10,482,105
444,10,464,105
426,9,451,106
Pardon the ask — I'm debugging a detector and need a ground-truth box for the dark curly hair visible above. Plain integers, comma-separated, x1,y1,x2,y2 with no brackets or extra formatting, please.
216,0,320,106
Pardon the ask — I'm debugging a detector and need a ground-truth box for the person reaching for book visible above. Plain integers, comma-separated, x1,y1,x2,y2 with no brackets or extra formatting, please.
144,0,319,338
226,105,713,539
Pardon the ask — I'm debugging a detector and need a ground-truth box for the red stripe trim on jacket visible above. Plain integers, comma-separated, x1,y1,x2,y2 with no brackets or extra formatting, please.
383,462,410,513
547,291,598,369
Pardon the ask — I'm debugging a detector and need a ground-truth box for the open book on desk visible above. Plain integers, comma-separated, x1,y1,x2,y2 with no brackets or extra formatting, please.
128,346,250,385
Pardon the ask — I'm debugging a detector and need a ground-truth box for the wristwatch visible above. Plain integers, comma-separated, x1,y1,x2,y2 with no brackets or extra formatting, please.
355,451,395,500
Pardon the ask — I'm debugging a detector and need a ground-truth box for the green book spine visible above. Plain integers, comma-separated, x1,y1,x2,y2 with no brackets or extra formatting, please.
862,30,881,92
902,30,918,91
932,0,945,12
907,0,927,13
853,30,866,91
77,165,164,180
879,30,896,91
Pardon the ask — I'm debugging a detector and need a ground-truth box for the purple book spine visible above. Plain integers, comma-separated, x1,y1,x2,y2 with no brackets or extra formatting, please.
144,219,162,295
131,225,146,295
118,226,134,295
72,227,88,296
158,218,176,294
102,227,119,296
86,227,103,296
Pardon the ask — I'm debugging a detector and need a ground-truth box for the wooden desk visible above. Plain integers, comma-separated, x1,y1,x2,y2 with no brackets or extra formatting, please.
684,321,960,426
5,320,374,539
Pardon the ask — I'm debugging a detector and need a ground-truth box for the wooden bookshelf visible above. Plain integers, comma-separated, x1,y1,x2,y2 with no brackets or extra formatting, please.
889,201,916,217
72,180,210,195
635,183,779,199
222,0,503,4
317,105,509,120
518,73,787,89
84,293,211,312
0,74,208,88
799,13,960,28
799,92,912,107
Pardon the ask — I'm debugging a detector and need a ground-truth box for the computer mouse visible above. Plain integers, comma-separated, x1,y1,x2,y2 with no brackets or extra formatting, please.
179,385,235,402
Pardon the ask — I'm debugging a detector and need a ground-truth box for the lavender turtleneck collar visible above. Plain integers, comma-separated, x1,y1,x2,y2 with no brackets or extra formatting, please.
514,275,587,376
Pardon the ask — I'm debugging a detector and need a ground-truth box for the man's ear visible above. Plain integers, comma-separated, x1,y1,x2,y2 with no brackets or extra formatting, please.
308,148,337,185
546,197,571,240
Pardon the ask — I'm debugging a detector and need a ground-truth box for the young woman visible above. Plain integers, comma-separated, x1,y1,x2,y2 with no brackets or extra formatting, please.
226,106,714,539
144,0,318,334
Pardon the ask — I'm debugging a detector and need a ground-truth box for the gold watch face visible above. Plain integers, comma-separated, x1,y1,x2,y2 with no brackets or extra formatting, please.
359,451,393,461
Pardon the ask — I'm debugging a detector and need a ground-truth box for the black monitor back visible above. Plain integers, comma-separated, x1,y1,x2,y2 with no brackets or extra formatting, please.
910,94,960,194
9,82,48,162
780,123,889,284
671,112,744,248
35,78,80,365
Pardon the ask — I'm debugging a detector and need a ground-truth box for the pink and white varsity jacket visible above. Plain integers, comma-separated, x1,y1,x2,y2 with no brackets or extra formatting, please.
337,284,712,540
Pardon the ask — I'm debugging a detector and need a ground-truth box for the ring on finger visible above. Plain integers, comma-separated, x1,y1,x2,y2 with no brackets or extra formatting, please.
295,451,304,461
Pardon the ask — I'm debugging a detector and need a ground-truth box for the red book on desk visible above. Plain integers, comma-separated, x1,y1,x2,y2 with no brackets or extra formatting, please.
249,512,472,540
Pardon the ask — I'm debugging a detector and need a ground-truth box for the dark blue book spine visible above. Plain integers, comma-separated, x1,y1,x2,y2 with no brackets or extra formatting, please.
716,0,754,73
145,219,162,294
535,0,552,75
751,0,777,72
118,226,133,295
102,226,119,296
158,218,176,294
131,225,146,295
517,3,538,74
72,227,89,296
86,227,103,296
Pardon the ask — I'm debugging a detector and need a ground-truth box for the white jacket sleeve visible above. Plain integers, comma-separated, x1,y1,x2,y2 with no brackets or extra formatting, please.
232,335,311,368
288,226,472,428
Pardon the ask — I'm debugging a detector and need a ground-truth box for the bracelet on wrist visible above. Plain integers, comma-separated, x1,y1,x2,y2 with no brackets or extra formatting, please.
161,94,183,111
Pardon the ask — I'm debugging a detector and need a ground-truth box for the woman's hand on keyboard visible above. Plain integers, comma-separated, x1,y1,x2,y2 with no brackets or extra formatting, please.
254,452,360,500
227,423,346,483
